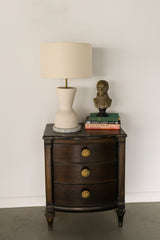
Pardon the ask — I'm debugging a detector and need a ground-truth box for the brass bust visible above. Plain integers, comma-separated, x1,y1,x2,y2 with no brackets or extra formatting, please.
93,80,112,116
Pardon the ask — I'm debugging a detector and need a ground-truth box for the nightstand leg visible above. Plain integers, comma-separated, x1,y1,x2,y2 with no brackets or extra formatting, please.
116,206,125,227
117,136,126,227
44,140,55,231
45,207,55,231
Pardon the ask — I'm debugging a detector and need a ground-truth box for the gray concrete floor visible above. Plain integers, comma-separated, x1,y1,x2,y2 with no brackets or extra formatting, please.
0,203,160,240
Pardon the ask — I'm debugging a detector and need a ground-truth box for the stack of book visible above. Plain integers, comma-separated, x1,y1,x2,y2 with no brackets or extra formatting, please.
85,113,120,130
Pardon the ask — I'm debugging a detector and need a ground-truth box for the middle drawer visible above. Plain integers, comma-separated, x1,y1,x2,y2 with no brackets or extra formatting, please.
53,162,117,184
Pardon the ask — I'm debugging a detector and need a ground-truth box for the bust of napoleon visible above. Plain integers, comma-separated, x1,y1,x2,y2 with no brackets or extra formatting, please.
93,80,112,115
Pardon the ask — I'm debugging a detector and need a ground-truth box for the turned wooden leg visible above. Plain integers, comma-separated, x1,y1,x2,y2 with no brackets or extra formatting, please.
117,136,126,227
44,140,55,231
45,207,55,231
116,207,126,227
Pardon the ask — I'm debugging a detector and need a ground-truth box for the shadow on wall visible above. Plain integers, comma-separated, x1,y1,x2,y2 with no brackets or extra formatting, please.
75,87,93,121
75,47,127,122
93,47,116,110
93,47,129,76
92,47,129,113
93,47,109,76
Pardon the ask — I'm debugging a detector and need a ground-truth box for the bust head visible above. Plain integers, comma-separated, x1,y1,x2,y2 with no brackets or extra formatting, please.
97,80,109,97
93,80,112,111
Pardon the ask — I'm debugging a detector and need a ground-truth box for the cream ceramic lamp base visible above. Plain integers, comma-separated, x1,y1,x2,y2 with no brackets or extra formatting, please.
53,87,81,133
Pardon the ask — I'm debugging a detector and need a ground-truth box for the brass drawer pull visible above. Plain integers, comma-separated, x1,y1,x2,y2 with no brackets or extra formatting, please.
81,168,90,178
81,148,90,157
81,190,90,199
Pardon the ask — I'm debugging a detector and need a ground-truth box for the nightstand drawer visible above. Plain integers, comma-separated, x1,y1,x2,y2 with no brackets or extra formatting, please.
54,182,117,206
54,162,117,184
53,138,116,163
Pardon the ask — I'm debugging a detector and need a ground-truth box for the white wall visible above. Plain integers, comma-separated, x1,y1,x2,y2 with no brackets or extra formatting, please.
0,0,160,208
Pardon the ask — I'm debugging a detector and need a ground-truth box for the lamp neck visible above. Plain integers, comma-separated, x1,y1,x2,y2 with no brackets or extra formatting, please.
65,78,68,88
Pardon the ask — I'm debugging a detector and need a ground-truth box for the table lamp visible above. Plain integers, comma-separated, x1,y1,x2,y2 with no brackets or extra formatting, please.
40,42,92,132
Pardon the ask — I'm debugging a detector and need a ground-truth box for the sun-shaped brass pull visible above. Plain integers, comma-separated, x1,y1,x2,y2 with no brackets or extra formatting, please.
81,190,90,199
81,168,90,178
81,148,90,157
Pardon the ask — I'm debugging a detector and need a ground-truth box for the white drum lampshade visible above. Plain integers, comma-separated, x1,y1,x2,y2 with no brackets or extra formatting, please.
40,42,92,132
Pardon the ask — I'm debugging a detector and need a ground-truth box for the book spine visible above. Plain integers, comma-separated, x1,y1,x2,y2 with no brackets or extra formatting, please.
85,123,120,130
89,117,120,122
86,120,120,124
90,113,119,118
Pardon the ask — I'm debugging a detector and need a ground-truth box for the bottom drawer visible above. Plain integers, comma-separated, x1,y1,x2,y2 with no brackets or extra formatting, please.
54,182,117,207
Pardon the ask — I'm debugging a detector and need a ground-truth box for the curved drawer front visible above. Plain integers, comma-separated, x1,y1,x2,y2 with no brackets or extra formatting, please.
53,138,116,163
54,162,117,184
54,182,117,206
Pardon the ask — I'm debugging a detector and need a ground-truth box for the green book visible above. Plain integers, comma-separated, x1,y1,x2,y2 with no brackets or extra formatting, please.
89,113,119,122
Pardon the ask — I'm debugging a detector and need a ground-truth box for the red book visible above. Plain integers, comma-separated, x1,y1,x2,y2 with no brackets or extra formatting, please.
85,123,120,130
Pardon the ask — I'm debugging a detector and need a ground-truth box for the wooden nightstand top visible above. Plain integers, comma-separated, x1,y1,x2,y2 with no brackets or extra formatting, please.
43,124,127,139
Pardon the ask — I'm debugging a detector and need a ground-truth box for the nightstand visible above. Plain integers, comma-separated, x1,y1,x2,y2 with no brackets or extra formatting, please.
43,124,127,230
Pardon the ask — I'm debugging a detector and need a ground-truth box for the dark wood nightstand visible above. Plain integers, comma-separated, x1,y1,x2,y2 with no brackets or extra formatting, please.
43,124,127,230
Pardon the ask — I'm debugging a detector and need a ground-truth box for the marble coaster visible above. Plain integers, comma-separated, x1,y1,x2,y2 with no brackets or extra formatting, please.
53,124,81,133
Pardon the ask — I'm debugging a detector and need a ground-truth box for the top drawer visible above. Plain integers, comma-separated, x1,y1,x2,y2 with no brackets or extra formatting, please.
53,138,117,163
